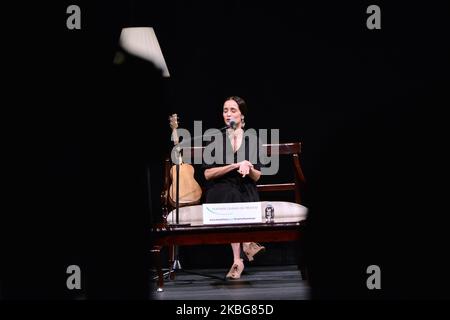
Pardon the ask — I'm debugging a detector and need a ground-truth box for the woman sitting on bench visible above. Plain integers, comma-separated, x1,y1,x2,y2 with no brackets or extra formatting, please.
203,96,265,280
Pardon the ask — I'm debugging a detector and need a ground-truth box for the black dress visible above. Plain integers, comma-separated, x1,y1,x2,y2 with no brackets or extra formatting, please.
203,130,261,203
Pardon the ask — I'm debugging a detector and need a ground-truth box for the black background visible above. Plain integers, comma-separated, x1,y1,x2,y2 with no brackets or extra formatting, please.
3,0,449,300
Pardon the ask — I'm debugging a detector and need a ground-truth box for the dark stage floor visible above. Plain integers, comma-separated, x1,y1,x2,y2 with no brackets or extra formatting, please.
150,265,309,300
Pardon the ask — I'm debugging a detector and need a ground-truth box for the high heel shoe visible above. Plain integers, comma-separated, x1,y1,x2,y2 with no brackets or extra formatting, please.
243,242,265,261
226,259,244,279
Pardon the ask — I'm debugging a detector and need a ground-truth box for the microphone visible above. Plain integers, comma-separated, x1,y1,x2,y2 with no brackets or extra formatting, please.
229,117,237,130
218,117,238,131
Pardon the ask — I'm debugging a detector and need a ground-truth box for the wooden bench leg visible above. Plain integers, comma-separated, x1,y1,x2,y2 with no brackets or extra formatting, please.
151,245,164,292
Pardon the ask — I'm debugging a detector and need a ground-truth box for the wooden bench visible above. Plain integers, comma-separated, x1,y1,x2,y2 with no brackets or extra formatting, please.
151,143,307,291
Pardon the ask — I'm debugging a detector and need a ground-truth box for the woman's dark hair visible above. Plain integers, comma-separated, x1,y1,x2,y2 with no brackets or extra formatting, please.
226,96,248,116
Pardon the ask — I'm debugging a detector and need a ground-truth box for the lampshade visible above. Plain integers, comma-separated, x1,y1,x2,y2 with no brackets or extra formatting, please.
119,27,170,77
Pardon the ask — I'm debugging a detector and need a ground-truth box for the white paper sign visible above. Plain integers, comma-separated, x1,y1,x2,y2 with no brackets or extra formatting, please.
202,202,262,225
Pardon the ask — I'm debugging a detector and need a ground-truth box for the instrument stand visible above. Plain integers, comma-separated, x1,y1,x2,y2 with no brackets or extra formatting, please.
154,143,223,292
168,145,184,279
151,144,184,291
169,243,223,282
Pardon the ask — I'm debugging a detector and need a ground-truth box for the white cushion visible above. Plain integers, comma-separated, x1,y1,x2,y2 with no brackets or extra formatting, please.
167,201,308,226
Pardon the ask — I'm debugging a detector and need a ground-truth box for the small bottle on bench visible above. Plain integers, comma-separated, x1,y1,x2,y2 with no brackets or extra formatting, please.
265,203,275,223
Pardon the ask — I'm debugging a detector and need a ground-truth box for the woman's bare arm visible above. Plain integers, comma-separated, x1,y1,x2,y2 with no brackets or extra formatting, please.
204,163,239,181
247,167,261,182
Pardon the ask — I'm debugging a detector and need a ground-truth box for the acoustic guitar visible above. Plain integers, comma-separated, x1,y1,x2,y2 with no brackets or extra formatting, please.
168,114,202,205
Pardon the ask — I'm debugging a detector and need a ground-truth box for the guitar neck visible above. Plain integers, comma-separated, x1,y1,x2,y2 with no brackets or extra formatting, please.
172,129,183,164
172,129,179,146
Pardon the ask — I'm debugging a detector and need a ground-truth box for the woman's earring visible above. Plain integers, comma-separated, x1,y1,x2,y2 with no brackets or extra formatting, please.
241,116,245,128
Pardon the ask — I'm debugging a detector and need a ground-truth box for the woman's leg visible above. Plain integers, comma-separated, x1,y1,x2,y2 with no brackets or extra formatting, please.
231,243,241,262
226,243,244,279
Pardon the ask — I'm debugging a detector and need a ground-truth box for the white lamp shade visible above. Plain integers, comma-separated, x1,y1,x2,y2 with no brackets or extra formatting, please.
119,27,170,77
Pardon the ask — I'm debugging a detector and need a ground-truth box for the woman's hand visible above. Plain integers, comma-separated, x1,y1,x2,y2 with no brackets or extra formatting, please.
237,160,254,178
